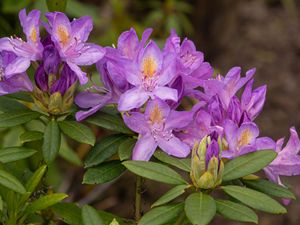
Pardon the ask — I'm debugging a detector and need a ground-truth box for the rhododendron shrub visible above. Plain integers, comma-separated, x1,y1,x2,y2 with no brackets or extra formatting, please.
0,2,299,225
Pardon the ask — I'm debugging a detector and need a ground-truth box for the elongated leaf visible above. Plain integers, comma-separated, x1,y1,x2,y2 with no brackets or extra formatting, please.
152,185,188,207
84,135,127,168
0,110,40,128
223,150,277,181
123,161,187,185
244,179,295,199
222,185,286,214
154,151,191,172
26,165,47,193
0,169,26,194
83,161,125,184
0,147,36,163
59,136,82,166
82,205,104,225
43,120,61,164
139,203,184,225
0,96,28,112
86,112,132,134
59,121,95,146
216,200,258,223
118,138,136,161
25,193,68,214
20,131,43,143
184,192,216,225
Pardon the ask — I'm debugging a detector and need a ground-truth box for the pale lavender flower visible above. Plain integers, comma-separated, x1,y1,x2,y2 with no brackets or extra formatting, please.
123,99,192,161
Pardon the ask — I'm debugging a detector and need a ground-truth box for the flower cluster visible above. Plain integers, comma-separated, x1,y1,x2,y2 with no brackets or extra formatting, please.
0,9,299,190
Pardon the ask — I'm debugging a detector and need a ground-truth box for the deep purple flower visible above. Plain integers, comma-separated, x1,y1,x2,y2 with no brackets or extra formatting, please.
0,51,33,95
123,99,192,161
44,12,105,84
222,119,259,158
118,41,178,111
0,9,43,77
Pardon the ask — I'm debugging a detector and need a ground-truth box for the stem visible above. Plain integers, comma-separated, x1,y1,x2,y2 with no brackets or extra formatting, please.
174,211,185,225
135,175,143,222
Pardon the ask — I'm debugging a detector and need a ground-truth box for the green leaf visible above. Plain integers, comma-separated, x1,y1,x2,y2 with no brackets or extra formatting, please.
0,96,28,112
25,165,47,193
110,219,120,225
46,0,67,12
20,131,43,143
52,203,83,225
244,179,295,199
216,200,258,223
86,112,133,134
184,192,216,225
0,110,40,128
222,185,286,214
223,150,277,181
0,169,26,194
84,135,127,168
59,121,95,146
123,161,187,185
139,203,184,225
43,120,61,164
25,193,68,214
59,136,82,166
118,138,136,161
154,151,191,172
82,205,104,225
83,161,126,184
152,185,188,207
0,147,36,163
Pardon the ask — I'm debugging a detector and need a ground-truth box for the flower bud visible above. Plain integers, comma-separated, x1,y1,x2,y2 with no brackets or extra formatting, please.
190,135,224,189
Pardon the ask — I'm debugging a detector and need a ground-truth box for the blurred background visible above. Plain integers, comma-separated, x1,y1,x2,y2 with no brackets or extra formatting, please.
0,0,300,224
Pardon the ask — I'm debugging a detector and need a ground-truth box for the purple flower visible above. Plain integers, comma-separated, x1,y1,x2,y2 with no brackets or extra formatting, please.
123,99,192,161
222,119,259,158
44,12,105,84
0,51,33,95
0,9,43,77
261,127,300,186
118,41,178,111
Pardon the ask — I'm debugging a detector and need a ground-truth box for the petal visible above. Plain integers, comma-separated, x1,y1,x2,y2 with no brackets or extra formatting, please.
281,127,300,155
145,98,170,120
123,112,149,134
123,61,141,86
5,57,30,78
153,86,178,102
67,62,88,84
0,38,14,52
269,156,300,176
140,28,153,48
71,43,105,65
118,87,149,111
75,92,106,108
165,110,193,130
71,16,93,42
223,119,238,150
256,137,276,150
50,12,72,49
117,28,139,59
158,135,191,158
237,122,259,147
157,52,176,85
19,9,41,44
0,73,33,95
132,134,157,161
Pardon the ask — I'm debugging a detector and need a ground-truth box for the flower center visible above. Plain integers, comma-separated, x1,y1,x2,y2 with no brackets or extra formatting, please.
30,27,37,43
57,26,70,46
149,104,163,124
238,129,251,147
142,56,157,79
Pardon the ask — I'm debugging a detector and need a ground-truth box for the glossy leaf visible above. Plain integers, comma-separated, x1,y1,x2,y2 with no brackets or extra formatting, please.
244,179,295,199
0,110,40,128
0,147,36,163
222,185,286,214
152,185,188,207
82,205,104,225
123,161,187,185
59,121,95,146
86,112,132,134
43,120,61,164
223,150,277,181
0,169,26,194
84,135,127,168
83,161,126,184
216,200,258,224
184,192,216,225
139,203,184,225
25,193,68,214
118,138,136,161
20,131,43,143
154,150,191,172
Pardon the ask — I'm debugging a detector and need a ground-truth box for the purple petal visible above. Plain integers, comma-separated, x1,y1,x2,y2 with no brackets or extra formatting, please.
157,135,190,158
157,52,176,86
123,112,149,134
71,16,93,42
118,87,149,111
71,44,105,65
66,62,88,84
280,127,300,155
145,98,170,120
153,86,178,102
0,73,33,95
165,110,193,130
19,9,41,44
237,122,259,147
5,57,30,78
117,28,139,59
75,92,105,108
132,134,157,161
256,137,276,150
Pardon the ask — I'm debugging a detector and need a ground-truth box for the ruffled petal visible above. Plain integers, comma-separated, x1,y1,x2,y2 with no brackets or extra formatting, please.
71,16,93,42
